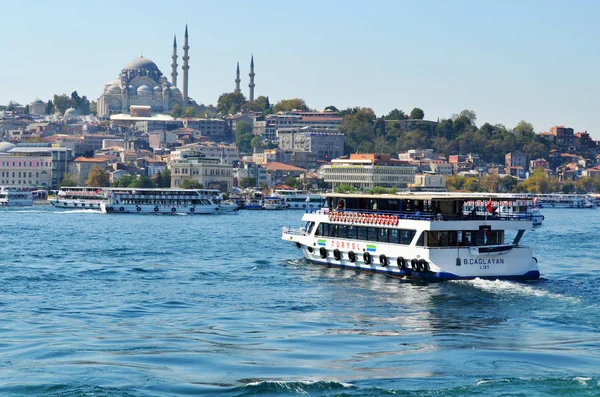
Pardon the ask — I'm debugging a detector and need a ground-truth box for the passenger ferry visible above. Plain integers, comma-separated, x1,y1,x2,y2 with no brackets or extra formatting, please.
243,191,264,210
0,187,33,206
262,195,286,210
274,189,323,210
48,186,106,209
100,188,238,214
535,194,596,209
282,192,540,281
462,194,544,226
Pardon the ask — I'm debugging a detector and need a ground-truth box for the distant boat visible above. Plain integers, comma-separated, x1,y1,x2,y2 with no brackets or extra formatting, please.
535,194,596,209
262,196,286,210
273,189,323,210
0,187,32,206
48,186,106,209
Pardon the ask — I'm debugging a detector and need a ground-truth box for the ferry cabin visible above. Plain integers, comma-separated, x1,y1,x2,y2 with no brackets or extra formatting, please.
282,192,539,281
0,187,33,206
49,186,106,209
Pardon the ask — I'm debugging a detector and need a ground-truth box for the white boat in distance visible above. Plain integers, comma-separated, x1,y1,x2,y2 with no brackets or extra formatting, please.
282,192,540,281
49,187,106,209
262,196,286,210
273,189,323,210
0,187,33,206
100,188,238,214
535,194,596,209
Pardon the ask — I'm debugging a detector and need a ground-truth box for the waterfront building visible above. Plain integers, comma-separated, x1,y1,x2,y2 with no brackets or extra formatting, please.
0,142,72,189
320,154,417,191
170,150,234,192
69,157,108,186
277,127,344,161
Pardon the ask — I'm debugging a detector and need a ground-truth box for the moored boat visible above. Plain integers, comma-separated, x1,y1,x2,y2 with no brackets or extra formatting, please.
0,187,33,206
100,188,238,214
273,189,323,210
282,192,540,281
262,195,286,210
535,194,596,209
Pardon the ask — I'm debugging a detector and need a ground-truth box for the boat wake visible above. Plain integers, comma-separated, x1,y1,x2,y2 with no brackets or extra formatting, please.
455,278,580,303
53,209,102,214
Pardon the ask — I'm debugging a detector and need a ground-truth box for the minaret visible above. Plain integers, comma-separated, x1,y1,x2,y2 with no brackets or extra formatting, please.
248,55,255,101
182,24,190,104
171,35,178,86
234,62,241,93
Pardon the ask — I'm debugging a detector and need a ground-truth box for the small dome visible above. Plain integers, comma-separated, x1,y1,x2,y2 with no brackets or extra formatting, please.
0,141,16,152
123,57,160,73
169,86,181,93
153,85,161,91
106,84,121,94
137,85,152,96
64,107,79,119
31,99,44,105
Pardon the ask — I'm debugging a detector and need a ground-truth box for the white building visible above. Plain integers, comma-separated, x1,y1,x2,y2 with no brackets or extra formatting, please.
320,154,416,191
170,151,234,192
0,143,72,189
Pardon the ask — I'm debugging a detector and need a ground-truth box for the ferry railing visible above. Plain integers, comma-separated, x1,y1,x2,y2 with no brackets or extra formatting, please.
282,226,308,236
304,208,534,222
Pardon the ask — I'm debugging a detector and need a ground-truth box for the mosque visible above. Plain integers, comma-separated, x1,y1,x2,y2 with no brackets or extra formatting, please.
97,25,256,118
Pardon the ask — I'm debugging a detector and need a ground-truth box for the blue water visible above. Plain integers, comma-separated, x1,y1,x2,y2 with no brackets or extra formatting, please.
1,206,600,396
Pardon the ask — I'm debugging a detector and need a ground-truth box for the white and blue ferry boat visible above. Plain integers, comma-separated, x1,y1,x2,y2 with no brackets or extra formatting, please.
282,192,540,281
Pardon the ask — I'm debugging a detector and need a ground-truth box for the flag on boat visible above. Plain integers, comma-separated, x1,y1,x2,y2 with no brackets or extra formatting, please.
306,195,310,202
487,198,493,213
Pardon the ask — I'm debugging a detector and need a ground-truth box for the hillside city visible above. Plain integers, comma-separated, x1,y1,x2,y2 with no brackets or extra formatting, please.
1,50,599,196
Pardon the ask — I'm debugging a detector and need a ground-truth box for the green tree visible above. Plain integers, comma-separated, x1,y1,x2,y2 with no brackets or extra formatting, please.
45,99,54,115
183,106,197,118
236,133,253,154
463,178,480,192
235,120,253,135
251,135,264,149
500,175,518,192
513,120,535,135
324,105,339,113
181,180,203,189
171,104,183,119
85,165,109,187
479,174,501,192
409,107,424,120
239,177,256,189
335,185,356,193
153,169,171,188
385,108,406,120
217,91,246,115
129,176,154,188
53,94,71,115
59,173,78,187
24,105,29,115
89,100,97,116
113,175,135,187
284,176,300,188
273,98,309,113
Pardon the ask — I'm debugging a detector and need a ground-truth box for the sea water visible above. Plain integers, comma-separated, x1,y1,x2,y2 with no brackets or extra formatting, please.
0,206,599,396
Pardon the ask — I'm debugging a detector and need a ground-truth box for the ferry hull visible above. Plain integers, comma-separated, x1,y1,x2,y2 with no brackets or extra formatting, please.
49,199,104,209
100,203,237,215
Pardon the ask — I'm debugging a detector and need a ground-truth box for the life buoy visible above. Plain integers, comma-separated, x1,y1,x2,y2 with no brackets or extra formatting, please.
397,256,406,269
307,246,314,253
410,259,418,270
190,207,195,212
319,247,327,259
363,251,372,264
154,207,159,212
119,207,124,212
136,207,141,212
348,251,356,262
333,249,341,261
418,259,428,272
379,254,388,267
295,242,302,249
171,208,176,212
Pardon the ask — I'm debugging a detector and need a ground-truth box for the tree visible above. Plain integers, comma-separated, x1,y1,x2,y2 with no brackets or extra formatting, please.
181,180,203,189
409,107,424,120
385,108,406,120
251,135,264,149
513,120,535,135
284,176,300,188
45,99,54,115
129,176,154,188
171,104,183,119
236,133,253,154
112,175,135,187
153,169,171,188
273,98,309,113
59,173,78,188
24,105,29,115
479,174,501,192
89,100,97,116
235,120,253,135
85,165,109,187
217,91,246,115
239,177,257,189
183,106,197,118
324,105,339,113
335,185,356,193
53,94,71,115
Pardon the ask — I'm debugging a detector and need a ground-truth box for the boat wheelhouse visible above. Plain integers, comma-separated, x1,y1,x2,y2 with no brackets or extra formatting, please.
100,188,238,214
282,192,540,281
461,193,544,226
0,187,33,206
48,187,106,209
273,189,323,210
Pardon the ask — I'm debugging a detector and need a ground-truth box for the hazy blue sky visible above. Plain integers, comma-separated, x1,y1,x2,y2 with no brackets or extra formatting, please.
1,0,598,137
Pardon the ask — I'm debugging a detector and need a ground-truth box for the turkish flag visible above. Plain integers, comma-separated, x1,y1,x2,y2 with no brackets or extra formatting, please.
487,198,493,213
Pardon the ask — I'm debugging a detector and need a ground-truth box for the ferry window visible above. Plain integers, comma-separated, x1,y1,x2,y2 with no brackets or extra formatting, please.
462,231,472,246
305,221,315,234
329,224,339,238
346,225,357,240
322,223,330,237
366,227,378,242
415,232,424,247
379,228,389,243
338,224,349,239
400,229,416,245
389,229,399,244
357,226,367,241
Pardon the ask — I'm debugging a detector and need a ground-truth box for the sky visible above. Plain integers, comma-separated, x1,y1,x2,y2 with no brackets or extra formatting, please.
1,0,599,137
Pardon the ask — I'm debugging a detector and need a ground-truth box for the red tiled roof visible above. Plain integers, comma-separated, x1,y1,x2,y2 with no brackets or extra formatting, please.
74,157,107,163
265,162,306,172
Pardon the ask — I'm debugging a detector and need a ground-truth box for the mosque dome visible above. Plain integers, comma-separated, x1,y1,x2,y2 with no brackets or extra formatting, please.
106,84,121,94
170,86,181,93
31,98,44,105
0,141,16,153
153,86,161,92
137,85,152,96
124,57,160,73
64,107,79,119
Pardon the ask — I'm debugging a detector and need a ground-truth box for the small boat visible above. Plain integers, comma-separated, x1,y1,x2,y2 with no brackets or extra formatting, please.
535,194,596,209
273,189,323,210
243,191,264,210
100,188,238,214
0,187,33,206
282,192,540,281
263,196,286,210
48,186,106,209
